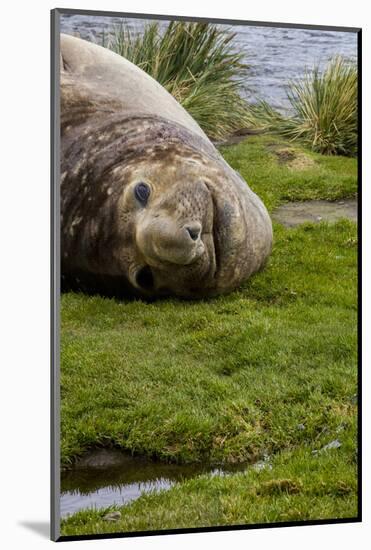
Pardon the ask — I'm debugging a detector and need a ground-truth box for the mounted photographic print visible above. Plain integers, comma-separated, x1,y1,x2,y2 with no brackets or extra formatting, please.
51,8,361,542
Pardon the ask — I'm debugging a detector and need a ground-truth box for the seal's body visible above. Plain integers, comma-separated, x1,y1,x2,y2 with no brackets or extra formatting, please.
60,33,272,298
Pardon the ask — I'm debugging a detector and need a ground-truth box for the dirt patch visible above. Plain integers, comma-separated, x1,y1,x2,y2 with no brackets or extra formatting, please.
267,144,316,170
288,154,316,170
272,199,357,228
275,148,296,163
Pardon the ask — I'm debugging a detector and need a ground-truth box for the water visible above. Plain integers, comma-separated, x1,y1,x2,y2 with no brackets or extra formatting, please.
60,14,357,111
61,448,247,518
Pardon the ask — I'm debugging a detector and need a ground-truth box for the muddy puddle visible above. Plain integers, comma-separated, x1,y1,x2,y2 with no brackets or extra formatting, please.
272,199,357,227
61,448,248,517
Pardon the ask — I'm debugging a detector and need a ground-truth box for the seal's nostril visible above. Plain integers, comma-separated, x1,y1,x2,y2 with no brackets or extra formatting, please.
186,224,201,241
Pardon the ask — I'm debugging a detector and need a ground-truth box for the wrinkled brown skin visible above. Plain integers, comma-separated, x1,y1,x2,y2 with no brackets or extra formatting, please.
60,34,273,299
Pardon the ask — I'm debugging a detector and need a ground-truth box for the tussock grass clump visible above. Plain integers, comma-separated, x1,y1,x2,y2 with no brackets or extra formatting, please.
250,57,358,156
256,478,302,496
104,21,251,140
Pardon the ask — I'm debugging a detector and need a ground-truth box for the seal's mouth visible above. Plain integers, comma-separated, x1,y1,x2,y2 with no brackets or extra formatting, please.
201,176,251,293
200,198,219,282
194,184,218,285
211,194,221,278
202,181,230,285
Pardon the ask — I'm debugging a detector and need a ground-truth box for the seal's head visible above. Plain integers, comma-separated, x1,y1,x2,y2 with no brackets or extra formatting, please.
62,115,272,299
102,119,273,298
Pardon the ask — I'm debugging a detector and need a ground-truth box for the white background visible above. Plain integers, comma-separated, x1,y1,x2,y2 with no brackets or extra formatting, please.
0,0,369,548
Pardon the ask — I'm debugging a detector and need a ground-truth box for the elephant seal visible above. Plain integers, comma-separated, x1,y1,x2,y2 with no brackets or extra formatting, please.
60,33,272,298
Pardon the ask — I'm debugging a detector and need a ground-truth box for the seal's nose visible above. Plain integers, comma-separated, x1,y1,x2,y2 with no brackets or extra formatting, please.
136,216,205,266
185,222,202,242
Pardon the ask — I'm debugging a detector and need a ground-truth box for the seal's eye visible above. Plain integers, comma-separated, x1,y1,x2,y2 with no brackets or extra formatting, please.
134,182,151,205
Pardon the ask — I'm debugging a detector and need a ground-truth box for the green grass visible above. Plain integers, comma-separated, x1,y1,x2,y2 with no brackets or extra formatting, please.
247,57,357,156
103,21,251,140
60,134,358,534
221,134,357,211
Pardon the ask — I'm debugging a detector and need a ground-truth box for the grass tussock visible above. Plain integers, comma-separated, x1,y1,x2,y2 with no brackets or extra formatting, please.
103,21,251,140
249,56,358,156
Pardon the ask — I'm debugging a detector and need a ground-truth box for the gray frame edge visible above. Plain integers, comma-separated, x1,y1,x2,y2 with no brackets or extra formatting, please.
56,7,360,32
51,8,61,542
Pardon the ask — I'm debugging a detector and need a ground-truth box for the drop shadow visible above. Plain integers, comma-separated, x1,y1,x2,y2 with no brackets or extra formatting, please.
18,521,50,539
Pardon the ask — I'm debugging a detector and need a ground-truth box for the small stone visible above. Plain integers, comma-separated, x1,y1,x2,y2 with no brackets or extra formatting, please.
321,439,341,452
252,461,272,472
103,511,121,522
312,439,341,455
